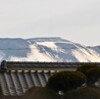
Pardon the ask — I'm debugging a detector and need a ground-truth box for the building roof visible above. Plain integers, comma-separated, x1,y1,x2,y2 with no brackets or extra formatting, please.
1,61,100,71
0,61,100,96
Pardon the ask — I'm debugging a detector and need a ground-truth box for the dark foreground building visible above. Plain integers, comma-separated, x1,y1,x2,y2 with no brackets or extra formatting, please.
0,61,100,96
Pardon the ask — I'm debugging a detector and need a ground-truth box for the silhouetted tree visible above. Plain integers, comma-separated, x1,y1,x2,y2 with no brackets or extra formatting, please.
86,68,100,86
77,64,98,74
47,71,86,94
77,64,100,86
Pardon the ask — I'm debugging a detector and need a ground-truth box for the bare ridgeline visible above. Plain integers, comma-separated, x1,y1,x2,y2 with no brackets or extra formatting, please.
0,60,100,96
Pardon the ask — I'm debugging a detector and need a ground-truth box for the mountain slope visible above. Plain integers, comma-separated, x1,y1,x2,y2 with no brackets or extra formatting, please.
0,37,100,62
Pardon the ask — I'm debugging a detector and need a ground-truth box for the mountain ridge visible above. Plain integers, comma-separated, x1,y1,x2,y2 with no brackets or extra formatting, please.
0,37,99,62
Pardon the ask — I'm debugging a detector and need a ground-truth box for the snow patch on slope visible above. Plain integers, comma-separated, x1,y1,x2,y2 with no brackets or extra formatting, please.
28,44,55,62
26,38,100,62
72,48,100,62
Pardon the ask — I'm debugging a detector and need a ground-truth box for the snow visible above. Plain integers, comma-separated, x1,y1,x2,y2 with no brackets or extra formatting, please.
72,48,100,62
27,44,55,62
0,37,100,62
36,42,58,49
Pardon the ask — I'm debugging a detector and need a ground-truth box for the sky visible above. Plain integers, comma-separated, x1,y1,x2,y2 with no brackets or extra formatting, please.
0,0,100,46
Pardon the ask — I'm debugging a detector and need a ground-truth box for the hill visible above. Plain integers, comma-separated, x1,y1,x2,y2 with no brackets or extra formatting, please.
0,37,100,62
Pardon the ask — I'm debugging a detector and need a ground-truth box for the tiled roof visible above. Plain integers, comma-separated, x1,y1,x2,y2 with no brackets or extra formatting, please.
0,61,100,96
0,70,53,96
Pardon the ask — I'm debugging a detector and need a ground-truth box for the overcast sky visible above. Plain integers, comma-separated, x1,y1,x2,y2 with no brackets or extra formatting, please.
0,0,100,46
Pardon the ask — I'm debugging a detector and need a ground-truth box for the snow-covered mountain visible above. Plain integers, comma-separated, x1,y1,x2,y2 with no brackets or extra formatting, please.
0,37,100,62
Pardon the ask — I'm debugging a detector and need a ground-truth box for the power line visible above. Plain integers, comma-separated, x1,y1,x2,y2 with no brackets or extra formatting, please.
0,47,75,50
